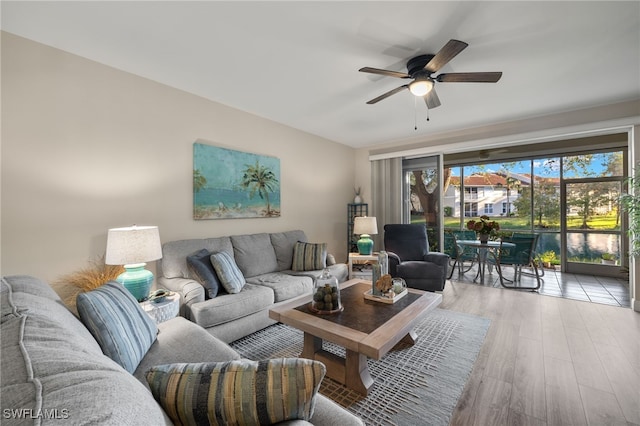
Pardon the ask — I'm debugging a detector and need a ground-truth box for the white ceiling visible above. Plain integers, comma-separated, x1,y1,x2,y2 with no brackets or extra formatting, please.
2,1,639,148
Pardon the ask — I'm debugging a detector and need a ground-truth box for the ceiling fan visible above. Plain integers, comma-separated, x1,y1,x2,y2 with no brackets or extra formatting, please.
359,39,502,109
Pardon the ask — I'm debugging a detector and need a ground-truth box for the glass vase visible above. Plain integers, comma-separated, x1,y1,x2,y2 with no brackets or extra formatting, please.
311,269,342,314
372,251,389,296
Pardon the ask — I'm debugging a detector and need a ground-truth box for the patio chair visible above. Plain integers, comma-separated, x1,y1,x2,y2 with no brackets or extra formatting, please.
487,235,542,290
383,224,449,292
444,230,479,279
510,232,545,277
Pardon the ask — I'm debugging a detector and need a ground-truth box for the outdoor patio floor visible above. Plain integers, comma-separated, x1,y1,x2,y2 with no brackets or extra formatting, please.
448,263,631,308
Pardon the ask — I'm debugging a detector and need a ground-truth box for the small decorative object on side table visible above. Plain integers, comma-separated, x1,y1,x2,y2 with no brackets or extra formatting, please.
140,291,180,324
348,252,378,280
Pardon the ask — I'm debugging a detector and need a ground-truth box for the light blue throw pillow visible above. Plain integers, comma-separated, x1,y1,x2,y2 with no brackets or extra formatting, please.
77,281,158,373
210,251,245,293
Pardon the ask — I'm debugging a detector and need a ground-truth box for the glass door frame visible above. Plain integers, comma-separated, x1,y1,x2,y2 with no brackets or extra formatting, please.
561,174,627,277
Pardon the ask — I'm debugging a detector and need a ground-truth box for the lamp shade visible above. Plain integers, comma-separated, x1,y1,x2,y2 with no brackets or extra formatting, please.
105,225,162,266
353,216,378,235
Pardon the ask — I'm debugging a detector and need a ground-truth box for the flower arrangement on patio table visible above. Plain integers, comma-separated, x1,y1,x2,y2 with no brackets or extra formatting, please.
466,215,500,239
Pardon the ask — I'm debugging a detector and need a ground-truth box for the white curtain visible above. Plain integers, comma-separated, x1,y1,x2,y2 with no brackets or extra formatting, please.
371,157,403,249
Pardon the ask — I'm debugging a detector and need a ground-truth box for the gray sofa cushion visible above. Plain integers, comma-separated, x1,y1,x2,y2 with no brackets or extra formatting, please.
284,263,349,284
271,230,308,271
1,275,102,354
231,233,279,277
134,316,241,385
1,275,168,425
246,273,313,303
160,237,234,278
189,283,274,328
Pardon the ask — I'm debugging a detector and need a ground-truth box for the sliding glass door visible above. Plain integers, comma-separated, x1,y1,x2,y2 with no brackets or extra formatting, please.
562,154,625,277
440,149,626,277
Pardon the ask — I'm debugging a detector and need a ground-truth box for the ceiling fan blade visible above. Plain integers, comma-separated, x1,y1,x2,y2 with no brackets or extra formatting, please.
366,85,408,104
424,39,468,73
359,67,411,79
437,72,503,83
424,88,441,109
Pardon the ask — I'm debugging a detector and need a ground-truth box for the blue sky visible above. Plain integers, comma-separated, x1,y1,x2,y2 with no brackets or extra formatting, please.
450,152,620,178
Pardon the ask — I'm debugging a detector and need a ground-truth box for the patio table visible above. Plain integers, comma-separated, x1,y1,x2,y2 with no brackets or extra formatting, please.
455,239,515,284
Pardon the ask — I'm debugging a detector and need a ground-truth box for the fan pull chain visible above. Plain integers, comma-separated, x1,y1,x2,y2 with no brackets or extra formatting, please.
426,106,430,122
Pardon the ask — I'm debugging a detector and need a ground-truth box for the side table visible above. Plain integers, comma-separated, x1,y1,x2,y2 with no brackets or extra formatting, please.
348,253,378,280
140,293,180,324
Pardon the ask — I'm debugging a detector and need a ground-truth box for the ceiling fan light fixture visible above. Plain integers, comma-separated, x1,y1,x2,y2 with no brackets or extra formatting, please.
409,78,434,96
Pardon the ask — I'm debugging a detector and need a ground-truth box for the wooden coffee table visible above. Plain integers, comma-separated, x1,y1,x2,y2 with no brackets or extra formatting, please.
269,279,442,395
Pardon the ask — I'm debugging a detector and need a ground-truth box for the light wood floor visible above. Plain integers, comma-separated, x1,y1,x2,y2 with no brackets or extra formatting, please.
440,281,640,426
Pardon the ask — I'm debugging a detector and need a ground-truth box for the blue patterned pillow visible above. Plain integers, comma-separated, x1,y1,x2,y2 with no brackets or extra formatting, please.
187,249,221,298
210,251,245,293
292,241,327,271
146,358,325,425
77,281,157,373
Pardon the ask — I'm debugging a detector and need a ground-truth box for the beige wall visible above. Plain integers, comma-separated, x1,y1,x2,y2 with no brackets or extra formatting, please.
1,32,355,291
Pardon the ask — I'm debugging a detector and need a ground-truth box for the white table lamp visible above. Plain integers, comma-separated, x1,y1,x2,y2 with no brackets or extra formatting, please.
105,225,162,302
353,216,378,255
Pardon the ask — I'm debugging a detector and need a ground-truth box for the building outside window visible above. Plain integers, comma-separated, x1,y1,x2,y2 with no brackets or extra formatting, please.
464,202,478,217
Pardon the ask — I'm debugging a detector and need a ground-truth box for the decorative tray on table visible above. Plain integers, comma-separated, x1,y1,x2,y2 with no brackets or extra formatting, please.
363,289,408,304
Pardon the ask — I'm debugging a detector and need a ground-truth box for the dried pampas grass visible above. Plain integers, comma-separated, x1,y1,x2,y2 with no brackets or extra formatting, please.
56,257,124,308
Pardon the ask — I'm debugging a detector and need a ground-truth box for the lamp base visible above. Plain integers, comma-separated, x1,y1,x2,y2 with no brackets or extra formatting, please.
357,234,374,255
117,263,154,302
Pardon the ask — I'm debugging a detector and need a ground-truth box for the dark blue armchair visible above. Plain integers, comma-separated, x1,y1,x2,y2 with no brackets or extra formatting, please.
383,224,450,292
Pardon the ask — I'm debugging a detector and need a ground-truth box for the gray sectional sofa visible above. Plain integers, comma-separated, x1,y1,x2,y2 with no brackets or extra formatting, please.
1,275,363,425
158,230,348,343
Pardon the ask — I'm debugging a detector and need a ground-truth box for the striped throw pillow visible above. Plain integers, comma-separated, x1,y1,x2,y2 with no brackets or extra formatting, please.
210,251,245,293
76,281,158,373
292,241,327,271
146,358,326,425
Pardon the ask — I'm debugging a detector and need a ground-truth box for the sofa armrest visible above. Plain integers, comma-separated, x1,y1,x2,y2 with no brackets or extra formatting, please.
307,395,364,426
157,276,205,318
424,252,450,284
424,252,449,267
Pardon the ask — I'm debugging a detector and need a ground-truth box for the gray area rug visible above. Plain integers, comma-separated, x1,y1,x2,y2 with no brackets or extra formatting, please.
230,308,490,426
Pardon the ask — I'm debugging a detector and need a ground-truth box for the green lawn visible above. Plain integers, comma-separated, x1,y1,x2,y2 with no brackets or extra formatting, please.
419,213,621,231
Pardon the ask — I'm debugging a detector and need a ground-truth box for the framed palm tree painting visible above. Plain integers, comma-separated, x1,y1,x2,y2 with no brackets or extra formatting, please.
193,142,280,219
